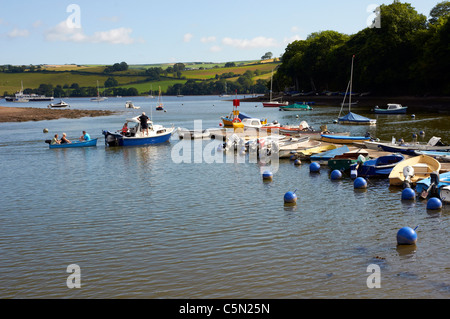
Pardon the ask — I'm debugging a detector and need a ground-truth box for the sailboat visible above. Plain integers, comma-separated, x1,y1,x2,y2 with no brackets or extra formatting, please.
337,56,376,125
156,86,164,111
219,82,230,97
146,84,155,98
263,68,288,107
91,81,107,102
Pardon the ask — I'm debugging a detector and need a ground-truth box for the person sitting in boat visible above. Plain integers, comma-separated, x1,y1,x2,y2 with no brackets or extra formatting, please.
51,134,61,145
138,112,149,136
60,133,71,144
121,123,129,136
79,131,91,141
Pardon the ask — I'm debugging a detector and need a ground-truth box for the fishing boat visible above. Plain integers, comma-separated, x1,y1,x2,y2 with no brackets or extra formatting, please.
156,86,164,111
388,154,441,187
349,153,405,178
337,55,376,125
48,100,70,108
328,149,370,171
262,69,289,107
310,145,350,165
374,104,407,114
321,134,371,144
102,116,175,147
125,101,140,109
415,172,450,200
279,102,313,111
377,136,450,155
46,138,98,149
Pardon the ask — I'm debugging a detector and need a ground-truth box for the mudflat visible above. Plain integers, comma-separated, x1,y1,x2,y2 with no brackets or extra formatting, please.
0,106,117,123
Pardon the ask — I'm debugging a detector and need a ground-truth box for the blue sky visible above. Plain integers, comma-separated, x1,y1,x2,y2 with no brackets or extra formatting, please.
0,0,438,65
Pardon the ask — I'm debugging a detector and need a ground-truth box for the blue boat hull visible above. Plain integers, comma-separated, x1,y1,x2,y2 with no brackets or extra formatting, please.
103,131,172,147
374,108,407,114
310,145,349,161
415,172,450,197
350,154,404,177
48,138,98,149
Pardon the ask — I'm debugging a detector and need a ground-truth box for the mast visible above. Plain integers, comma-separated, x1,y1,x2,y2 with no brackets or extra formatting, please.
349,55,355,112
269,69,274,102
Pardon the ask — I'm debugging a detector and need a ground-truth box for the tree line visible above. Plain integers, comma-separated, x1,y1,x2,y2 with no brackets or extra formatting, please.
273,1,450,96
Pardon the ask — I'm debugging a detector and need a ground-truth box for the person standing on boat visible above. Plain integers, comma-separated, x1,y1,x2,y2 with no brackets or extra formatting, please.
51,134,61,145
79,130,91,141
138,112,149,136
60,133,71,144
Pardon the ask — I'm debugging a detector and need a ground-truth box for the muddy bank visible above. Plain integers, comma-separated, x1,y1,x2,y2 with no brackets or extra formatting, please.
243,95,450,113
0,106,118,123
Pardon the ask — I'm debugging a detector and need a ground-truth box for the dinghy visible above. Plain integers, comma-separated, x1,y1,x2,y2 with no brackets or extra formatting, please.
388,155,441,187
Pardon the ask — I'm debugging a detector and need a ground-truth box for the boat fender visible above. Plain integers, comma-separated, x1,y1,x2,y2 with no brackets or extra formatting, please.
232,118,241,123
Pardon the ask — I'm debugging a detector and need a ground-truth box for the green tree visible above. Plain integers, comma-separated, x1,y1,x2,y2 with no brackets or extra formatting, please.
104,77,118,87
429,1,450,24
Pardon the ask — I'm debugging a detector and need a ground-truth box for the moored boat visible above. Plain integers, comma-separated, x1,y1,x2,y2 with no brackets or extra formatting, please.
279,102,313,111
415,172,450,200
388,154,441,187
374,104,407,114
48,100,70,108
310,145,350,165
295,144,338,159
377,136,450,155
125,101,140,109
46,138,98,149
328,149,370,171
349,153,405,177
337,112,377,125
321,134,371,144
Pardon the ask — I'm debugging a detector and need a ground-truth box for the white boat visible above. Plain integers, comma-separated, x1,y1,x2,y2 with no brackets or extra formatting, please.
6,81,53,102
238,118,281,129
91,81,107,102
365,136,450,155
125,101,140,109
48,100,70,108
374,103,408,114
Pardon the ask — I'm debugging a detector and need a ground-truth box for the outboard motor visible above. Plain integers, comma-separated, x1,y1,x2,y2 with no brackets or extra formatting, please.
429,172,440,198
403,166,415,189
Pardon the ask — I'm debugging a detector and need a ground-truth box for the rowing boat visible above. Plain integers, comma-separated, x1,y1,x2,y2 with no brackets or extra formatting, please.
388,155,441,186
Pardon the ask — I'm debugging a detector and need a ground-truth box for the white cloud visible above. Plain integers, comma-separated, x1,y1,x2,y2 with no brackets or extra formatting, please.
44,21,139,44
210,45,222,52
201,36,216,43
33,20,43,28
183,33,193,42
7,28,30,38
222,36,280,49
283,35,303,44
291,26,299,33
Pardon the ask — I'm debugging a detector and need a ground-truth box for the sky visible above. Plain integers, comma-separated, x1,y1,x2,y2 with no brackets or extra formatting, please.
0,0,438,65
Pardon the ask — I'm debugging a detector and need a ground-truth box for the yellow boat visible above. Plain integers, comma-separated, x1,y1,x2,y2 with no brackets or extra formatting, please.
388,154,441,186
296,144,338,158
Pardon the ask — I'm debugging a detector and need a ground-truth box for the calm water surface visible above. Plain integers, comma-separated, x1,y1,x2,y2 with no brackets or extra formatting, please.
0,96,449,298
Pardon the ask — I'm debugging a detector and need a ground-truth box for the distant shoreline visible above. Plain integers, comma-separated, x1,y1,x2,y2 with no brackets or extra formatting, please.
242,95,450,112
0,106,118,123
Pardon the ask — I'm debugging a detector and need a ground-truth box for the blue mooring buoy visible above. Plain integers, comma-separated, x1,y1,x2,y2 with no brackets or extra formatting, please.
397,226,418,245
310,162,320,173
262,170,273,181
330,170,342,180
401,187,415,200
284,189,298,204
427,197,442,210
354,177,367,189
294,159,301,166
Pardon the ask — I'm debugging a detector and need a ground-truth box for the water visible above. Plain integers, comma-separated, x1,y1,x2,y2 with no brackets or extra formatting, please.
0,96,449,299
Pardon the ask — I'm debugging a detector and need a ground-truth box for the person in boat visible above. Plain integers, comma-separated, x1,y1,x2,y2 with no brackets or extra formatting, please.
60,133,71,144
79,130,91,141
51,134,61,145
121,123,128,136
138,112,149,136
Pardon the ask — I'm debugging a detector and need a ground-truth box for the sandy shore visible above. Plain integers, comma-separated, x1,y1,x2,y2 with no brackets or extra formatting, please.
0,106,118,123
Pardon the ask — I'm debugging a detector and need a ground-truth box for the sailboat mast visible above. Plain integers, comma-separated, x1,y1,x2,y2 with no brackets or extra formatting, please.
349,55,355,112
270,69,274,102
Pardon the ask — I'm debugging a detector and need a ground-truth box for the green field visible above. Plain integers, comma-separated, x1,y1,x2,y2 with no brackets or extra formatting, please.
1,60,280,95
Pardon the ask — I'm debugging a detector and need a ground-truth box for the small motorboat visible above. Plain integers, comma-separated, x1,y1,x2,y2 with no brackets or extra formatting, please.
415,172,450,200
46,138,97,149
279,102,313,111
388,154,441,187
48,100,70,108
376,136,450,155
327,149,370,171
125,101,140,109
102,116,175,147
374,103,407,114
